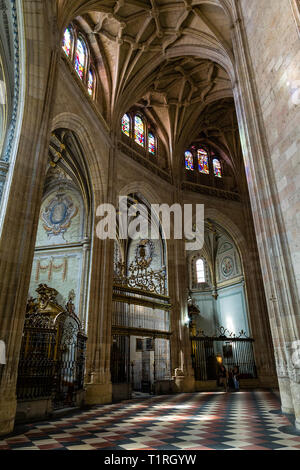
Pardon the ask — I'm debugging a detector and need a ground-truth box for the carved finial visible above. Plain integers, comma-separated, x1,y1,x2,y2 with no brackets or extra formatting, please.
66,290,76,316
68,289,76,302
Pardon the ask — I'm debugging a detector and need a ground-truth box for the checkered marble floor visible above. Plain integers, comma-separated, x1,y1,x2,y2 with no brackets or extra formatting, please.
1,391,300,450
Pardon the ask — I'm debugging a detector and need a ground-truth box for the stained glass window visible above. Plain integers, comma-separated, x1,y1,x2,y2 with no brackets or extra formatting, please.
213,158,222,178
62,27,73,58
148,132,156,155
134,115,145,147
88,69,94,97
74,37,86,80
185,151,194,171
198,149,209,174
196,259,205,283
122,114,130,137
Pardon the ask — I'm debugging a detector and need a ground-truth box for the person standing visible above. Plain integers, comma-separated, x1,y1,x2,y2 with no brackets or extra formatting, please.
232,365,240,391
219,364,229,392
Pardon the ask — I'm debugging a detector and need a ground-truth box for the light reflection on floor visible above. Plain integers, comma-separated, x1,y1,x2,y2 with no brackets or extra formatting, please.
0,390,299,450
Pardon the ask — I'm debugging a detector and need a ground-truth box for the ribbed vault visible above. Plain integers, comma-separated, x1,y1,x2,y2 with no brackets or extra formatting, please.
56,0,240,175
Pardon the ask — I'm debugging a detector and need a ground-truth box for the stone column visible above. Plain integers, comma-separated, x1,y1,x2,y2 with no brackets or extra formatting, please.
84,236,114,404
79,237,91,330
0,1,60,435
241,202,278,387
167,178,195,392
84,142,116,405
231,2,300,421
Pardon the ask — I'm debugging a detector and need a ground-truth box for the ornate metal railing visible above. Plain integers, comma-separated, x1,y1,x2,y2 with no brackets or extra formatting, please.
114,260,167,296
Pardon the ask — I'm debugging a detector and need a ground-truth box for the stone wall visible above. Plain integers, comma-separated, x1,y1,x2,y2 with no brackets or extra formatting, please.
236,0,300,425
28,187,86,316
240,0,300,299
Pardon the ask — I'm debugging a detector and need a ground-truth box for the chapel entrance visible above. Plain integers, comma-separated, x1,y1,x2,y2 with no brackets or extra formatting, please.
111,330,172,401
16,285,87,419
111,194,172,401
130,337,155,393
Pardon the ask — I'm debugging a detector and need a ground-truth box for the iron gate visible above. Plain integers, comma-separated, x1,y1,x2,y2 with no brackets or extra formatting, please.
111,335,130,384
53,305,87,409
17,285,87,409
16,311,57,400
191,335,257,381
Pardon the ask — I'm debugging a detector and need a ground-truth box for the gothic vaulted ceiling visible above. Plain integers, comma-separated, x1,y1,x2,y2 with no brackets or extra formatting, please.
56,1,240,169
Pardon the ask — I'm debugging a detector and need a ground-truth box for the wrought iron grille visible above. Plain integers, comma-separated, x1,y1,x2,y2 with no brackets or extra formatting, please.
53,312,87,410
17,285,87,410
16,313,57,400
191,336,257,381
111,335,130,384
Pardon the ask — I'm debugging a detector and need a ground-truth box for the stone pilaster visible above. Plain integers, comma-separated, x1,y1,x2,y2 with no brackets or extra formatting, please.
231,0,300,420
79,237,91,330
84,237,114,404
0,1,60,436
84,143,116,405
168,231,195,391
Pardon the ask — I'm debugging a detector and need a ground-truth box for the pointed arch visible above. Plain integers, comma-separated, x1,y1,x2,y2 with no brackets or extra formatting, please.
134,114,145,147
198,149,209,174
148,131,156,156
213,158,222,178
196,258,206,283
87,67,96,99
74,35,87,80
62,25,74,59
121,113,131,137
50,111,109,208
185,151,194,171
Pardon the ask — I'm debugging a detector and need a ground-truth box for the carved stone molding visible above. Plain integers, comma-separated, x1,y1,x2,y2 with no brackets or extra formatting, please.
290,0,300,37
1,0,20,163
286,341,300,384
